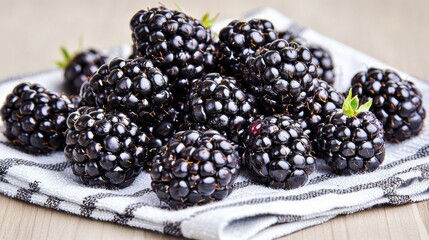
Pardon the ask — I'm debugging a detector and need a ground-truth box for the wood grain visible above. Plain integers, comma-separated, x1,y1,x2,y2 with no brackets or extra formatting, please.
0,0,428,239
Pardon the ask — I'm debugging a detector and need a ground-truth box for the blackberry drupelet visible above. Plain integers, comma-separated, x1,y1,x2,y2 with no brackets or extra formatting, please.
351,68,425,142
182,73,258,146
64,107,149,188
243,115,315,189
279,30,335,85
218,19,277,77
1,83,75,154
316,90,385,174
130,6,218,102
63,49,107,95
151,130,240,209
86,57,177,159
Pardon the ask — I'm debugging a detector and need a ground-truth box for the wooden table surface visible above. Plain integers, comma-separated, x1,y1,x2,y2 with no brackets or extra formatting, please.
1,0,429,239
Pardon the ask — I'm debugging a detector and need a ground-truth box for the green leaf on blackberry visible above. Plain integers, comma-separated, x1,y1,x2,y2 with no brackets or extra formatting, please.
342,89,353,116
55,38,84,69
55,47,72,69
342,89,373,117
356,99,372,114
201,13,219,28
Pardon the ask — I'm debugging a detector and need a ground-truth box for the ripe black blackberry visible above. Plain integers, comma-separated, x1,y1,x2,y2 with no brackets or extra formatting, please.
1,83,75,154
218,19,277,77
86,57,177,159
316,90,385,174
242,38,319,116
182,73,258,146
279,30,335,85
242,39,342,137
351,68,425,142
151,130,240,209
59,48,107,95
130,6,218,102
243,115,315,189
64,107,149,188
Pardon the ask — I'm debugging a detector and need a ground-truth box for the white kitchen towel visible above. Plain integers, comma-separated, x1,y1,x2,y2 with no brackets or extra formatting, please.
1,8,429,240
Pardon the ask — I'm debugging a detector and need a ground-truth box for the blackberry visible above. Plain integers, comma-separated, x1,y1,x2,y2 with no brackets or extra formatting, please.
182,73,258,146
60,48,107,95
316,90,385,174
64,107,149,188
130,6,218,102
218,19,277,77
151,130,240,209
242,39,343,145
243,115,315,189
1,83,75,154
242,39,318,116
279,31,335,85
351,68,425,142
86,57,176,159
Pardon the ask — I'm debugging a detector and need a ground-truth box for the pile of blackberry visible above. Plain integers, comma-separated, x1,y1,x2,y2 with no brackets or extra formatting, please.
0,6,426,210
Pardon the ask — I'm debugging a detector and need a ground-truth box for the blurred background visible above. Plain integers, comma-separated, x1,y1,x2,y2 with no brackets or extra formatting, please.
0,0,428,80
